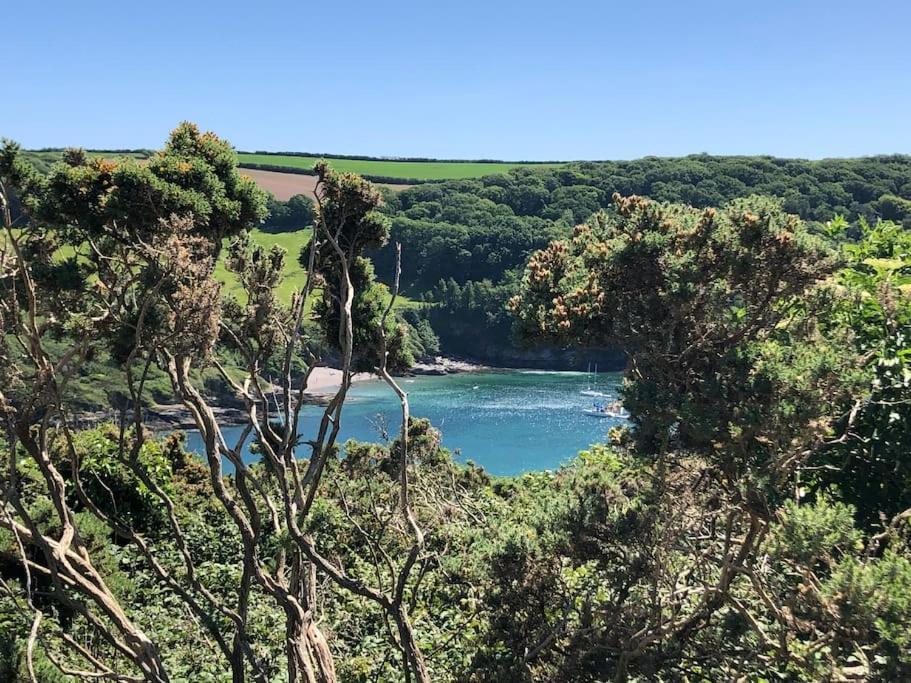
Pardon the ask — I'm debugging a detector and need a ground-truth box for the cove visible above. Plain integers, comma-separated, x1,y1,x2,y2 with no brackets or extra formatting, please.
185,370,625,477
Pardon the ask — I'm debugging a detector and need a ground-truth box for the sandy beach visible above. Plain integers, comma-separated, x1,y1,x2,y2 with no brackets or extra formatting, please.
304,367,377,395
305,357,486,394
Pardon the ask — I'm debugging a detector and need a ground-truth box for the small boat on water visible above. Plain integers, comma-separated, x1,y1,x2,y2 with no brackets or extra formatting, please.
582,401,630,420
580,362,609,397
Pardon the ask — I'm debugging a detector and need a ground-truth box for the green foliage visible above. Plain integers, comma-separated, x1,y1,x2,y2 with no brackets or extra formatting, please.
400,308,441,360
425,276,519,358
875,193,911,227
822,551,911,677
262,193,314,232
21,149,152,174
812,217,911,527
18,123,267,247
769,496,862,566
305,162,414,372
377,155,911,290
6,133,911,681
512,194,844,464
63,425,172,529
373,206,565,294
373,155,911,360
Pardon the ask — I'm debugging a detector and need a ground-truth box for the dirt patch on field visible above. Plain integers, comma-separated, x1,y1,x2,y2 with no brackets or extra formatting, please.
240,168,413,201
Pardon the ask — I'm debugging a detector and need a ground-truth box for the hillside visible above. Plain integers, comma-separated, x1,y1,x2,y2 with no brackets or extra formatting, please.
214,227,416,309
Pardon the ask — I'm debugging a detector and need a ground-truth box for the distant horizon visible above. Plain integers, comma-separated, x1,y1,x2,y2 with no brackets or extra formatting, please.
22,145,911,165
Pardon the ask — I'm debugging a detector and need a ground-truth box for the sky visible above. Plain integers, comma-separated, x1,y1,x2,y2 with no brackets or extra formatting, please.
3,0,910,160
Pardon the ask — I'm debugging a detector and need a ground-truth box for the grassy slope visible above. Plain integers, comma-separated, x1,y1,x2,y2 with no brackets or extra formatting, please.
216,228,416,309
215,229,314,304
8,224,410,309
237,153,564,180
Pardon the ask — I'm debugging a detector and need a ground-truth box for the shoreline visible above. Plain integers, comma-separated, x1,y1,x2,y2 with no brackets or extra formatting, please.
75,356,490,432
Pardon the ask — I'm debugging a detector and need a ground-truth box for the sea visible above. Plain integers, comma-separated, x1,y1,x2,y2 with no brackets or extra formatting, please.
185,369,625,477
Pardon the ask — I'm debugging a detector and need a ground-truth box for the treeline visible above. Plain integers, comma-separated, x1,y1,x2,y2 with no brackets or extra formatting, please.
240,149,565,164
423,277,516,359
382,154,911,287
384,155,911,264
570,154,911,223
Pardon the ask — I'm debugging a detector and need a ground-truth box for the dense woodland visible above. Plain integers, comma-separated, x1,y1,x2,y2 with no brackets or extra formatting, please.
373,154,911,360
0,126,910,682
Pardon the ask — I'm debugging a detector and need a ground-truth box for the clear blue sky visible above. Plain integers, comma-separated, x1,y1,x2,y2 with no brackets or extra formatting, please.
3,0,909,160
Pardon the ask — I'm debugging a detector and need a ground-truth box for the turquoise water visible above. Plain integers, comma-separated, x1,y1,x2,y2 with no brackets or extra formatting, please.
185,370,624,476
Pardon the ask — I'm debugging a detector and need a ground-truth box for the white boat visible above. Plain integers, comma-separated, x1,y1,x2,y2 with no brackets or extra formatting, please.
580,389,609,398
582,401,630,420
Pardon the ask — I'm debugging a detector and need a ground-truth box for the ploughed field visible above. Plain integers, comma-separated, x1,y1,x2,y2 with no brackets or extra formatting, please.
239,168,412,200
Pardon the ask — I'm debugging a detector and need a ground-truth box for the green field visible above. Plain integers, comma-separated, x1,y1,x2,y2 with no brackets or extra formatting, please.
237,153,564,180
24,149,564,181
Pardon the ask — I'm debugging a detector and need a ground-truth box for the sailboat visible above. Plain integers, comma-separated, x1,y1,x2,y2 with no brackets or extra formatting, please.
580,362,609,397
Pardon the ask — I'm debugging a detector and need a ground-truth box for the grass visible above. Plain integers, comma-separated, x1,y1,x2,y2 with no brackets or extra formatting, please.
215,228,418,309
5,225,412,310
237,153,564,180
215,228,314,304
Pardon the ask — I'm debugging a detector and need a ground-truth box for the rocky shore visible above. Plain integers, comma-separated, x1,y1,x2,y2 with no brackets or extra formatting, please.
408,356,488,376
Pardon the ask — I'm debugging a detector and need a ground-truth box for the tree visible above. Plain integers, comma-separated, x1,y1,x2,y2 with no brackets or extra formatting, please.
31,121,266,249
508,194,911,679
263,193,315,232
512,193,847,465
0,132,428,682
303,162,413,374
